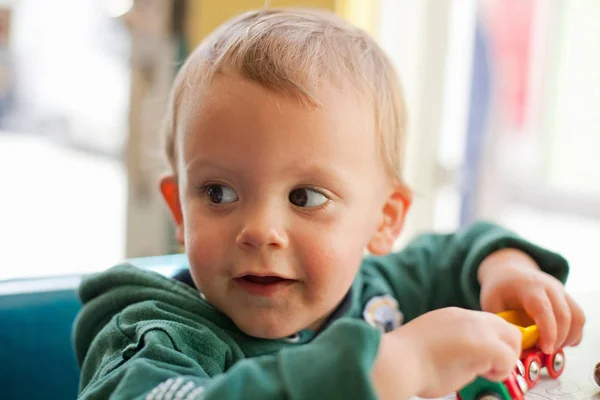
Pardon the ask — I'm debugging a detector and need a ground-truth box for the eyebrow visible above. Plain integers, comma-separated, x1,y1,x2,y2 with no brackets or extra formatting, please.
184,158,351,189
184,159,237,176
281,163,353,193
286,163,346,180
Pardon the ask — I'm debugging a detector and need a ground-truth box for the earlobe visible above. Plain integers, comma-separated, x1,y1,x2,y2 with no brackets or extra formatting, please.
367,187,411,256
160,176,185,245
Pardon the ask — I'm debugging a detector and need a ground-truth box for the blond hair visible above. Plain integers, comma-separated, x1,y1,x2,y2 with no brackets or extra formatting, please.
163,8,408,187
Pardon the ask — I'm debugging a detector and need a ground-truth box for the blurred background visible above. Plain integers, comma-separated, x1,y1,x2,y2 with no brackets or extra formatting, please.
0,0,598,291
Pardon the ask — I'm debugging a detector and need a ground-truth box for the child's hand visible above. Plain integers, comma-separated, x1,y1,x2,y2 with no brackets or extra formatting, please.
371,307,522,400
478,248,586,354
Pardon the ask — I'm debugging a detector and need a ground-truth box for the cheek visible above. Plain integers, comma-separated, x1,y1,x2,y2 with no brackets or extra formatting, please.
298,223,366,292
183,209,231,276
298,202,380,287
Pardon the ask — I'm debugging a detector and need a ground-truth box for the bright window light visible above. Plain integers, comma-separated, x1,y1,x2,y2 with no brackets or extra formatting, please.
104,0,133,18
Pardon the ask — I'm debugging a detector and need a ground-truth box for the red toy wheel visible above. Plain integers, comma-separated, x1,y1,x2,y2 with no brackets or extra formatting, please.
545,349,565,379
505,372,527,400
523,353,542,388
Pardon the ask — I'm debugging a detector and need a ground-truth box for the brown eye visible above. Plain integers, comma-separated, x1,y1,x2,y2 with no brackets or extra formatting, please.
206,184,237,204
289,188,328,207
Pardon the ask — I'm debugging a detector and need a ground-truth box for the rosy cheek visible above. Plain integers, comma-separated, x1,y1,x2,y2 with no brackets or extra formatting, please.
184,216,228,273
299,230,361,288
187,234,218,268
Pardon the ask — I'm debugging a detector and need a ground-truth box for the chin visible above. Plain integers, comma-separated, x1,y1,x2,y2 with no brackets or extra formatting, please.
233,312,304,339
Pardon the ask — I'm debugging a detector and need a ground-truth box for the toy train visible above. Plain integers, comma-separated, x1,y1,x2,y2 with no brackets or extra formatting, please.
457,310,565,400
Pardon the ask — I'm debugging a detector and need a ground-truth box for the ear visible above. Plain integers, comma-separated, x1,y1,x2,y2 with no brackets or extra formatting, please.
160,175,184,245
367,186,412,255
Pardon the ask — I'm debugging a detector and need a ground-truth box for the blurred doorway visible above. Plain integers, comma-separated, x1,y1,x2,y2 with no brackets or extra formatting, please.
440,0,600,292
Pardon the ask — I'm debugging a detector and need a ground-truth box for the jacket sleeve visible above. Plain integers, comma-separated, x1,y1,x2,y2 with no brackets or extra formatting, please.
77,318,381,400
360,220,570,321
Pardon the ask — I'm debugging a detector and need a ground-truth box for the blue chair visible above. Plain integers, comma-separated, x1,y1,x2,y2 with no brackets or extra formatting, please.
0,254,189,400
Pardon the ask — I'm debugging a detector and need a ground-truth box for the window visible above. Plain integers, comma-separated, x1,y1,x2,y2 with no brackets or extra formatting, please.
0,0,130,280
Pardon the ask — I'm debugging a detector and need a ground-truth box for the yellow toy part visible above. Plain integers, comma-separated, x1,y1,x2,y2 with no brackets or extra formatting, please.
496,310,540,351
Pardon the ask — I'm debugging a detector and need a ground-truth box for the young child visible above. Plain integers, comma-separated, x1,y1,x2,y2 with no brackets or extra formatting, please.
74,8,585,400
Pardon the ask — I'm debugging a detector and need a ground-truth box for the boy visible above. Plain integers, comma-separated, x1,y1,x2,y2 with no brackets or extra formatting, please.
74,8,585,400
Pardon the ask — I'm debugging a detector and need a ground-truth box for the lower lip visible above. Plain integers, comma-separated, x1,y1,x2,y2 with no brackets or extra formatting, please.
234,278,295,297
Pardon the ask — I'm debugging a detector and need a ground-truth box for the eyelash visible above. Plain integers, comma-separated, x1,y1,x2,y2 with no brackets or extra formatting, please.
194,183,332,210
292,187,331,211
195,182,232,205
195,182,219,196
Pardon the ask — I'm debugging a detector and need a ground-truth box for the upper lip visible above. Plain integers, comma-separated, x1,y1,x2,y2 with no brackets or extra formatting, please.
235,272,294,280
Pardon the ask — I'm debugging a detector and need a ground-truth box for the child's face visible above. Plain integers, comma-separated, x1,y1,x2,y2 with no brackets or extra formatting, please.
161,73,407,339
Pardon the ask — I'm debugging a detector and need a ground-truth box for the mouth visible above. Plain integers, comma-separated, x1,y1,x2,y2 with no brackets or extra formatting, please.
234,274,296,297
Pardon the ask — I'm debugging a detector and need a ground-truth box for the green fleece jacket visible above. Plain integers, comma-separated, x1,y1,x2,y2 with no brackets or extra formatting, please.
73,221,569,400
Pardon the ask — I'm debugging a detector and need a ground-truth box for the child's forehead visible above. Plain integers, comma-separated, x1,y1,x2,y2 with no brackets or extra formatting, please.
188,71,371,120
173,72,381,174
177,68,371,126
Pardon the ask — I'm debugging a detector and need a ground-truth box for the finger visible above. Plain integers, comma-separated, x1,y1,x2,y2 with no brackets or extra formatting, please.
545,286,571,349
481,294,506,314
564,294,586,346
481,341,520,382
522,292,556,354
495,317,523,356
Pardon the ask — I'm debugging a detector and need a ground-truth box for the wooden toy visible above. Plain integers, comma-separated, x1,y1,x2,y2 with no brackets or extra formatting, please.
497,310,565,387
457,310,565,400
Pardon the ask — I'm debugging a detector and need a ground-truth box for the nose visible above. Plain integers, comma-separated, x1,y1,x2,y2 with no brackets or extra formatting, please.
235,206,289,250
